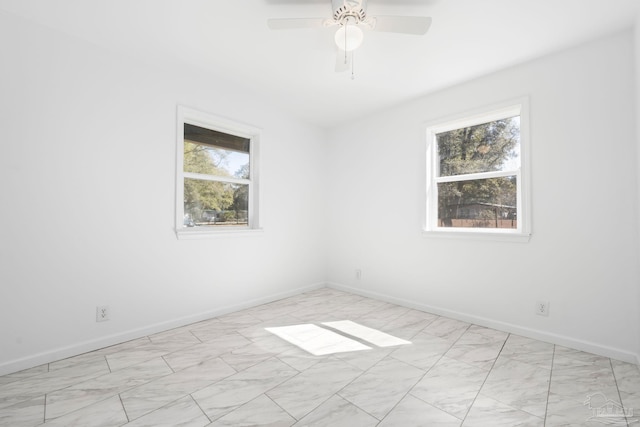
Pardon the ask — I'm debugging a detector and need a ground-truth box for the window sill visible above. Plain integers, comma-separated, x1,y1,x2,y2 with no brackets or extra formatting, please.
176,227,264,240
422,229,531,243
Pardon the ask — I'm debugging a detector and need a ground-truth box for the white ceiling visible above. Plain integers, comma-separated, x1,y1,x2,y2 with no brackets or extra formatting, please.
1,0,639,128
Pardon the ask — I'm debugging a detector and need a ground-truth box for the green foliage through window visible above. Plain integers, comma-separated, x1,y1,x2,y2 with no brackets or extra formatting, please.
435,117,520,229
182,125,251,227
437,117,519,176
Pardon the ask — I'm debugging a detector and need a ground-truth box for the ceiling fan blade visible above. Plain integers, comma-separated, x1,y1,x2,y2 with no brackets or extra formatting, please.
368,16,432,35
267,18,334,30
335,49,352,73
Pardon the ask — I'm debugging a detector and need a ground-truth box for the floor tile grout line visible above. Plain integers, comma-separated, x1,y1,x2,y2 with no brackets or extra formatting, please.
262,391,298,423
122,393,189,424
375,307,413,331
234,362,310,420
380,395,466,426
468,379,547,421
167,359,238,398
187,393,212,425
356,370,430,425
336,303,392,322
375,312,441,343
104,354,112,373
609,357,631,427
118,365,237,422
160,355,176,374
43,391,124,424
543,344,556,427
417,313,441,333
117,393,130,424
269,347,391,422
311,354,370,400
372,322,471,423
336,391,386,423
43,393,47,425
274,354,307,373
466,335,552,422
457,332,509,425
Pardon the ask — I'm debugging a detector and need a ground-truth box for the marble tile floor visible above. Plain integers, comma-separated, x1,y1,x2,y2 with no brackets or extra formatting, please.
1,287,639,426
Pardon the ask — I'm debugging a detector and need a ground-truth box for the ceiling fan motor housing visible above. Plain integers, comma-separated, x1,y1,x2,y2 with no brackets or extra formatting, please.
332,0,367,23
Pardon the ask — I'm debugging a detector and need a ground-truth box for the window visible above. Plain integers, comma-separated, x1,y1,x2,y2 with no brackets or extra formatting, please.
425,99,530,241
176,106,261,238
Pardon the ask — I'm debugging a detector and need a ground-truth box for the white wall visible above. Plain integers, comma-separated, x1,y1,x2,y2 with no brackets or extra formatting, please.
0,11,328,375
327,31,640,363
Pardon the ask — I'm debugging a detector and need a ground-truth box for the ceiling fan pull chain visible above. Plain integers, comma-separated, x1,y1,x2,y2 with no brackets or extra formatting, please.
351,52,355,80
344,21,348,52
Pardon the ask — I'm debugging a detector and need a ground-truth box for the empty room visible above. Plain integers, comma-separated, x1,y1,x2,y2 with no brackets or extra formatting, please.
1,0,640,426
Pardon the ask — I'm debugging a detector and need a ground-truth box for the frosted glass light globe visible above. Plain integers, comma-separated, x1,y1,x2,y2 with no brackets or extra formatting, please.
335,24,363,51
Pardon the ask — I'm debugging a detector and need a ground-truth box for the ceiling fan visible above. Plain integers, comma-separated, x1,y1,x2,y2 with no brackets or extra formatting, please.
267,0,432,74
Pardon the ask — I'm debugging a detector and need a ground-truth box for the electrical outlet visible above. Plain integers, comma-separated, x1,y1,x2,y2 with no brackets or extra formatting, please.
355,269,362,280
96,306,110,322
535,301,550,317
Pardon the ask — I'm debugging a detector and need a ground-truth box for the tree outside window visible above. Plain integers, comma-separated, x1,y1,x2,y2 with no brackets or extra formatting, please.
425,101,530,239
436,117,519,229
175,106,260,238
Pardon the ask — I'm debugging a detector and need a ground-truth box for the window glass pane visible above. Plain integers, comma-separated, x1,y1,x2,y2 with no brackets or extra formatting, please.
184,141,250,179
437,117,520,177
183,178,248,227
437,176,517,229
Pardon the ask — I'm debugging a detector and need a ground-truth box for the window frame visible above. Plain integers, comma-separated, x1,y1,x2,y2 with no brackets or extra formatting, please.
175,106,262,239
423,98,531,242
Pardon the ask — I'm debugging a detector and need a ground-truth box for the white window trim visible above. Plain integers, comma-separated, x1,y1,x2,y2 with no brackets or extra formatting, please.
423,97,531,243
175,106,262,240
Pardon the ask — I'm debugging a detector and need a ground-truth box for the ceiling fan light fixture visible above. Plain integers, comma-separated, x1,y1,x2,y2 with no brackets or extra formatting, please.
335,24,363,51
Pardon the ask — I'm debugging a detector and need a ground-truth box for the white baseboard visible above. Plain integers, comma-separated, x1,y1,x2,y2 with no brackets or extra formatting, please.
327,282,640,365
0,282,325,377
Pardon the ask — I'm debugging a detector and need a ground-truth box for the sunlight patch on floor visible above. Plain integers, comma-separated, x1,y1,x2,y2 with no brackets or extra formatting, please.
322,320,411,347
265,324,371,356
266,321,411,356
